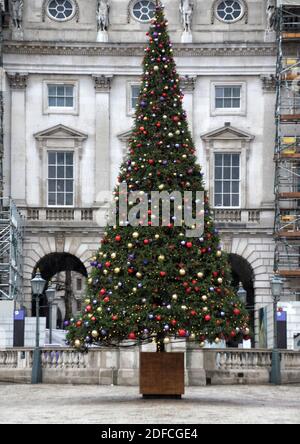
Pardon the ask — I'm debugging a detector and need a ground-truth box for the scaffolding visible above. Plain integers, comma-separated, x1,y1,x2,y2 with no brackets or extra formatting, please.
0,198,25,302
274,1,300,277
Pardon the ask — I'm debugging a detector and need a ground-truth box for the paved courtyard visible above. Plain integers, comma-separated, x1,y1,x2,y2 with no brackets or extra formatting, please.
0,384,300,424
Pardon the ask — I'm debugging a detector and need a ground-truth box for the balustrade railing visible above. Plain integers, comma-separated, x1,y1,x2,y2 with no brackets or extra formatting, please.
24,208,96,222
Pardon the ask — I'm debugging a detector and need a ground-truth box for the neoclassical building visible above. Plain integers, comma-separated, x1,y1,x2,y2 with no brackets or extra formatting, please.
1,0,299,347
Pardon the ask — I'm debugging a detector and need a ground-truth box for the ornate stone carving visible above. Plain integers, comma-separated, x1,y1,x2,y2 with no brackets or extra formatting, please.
55,233,65,253
261,75,276,92
97,0,110,31
180,0,194,33
93,75,113,92
266,0,276,32
3,42,277,57
180,76,196,92
7,72,28,89
42,0,80,22
9,0,23,30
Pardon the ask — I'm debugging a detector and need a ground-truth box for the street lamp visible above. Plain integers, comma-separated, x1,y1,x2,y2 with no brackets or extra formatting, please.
237,282,247,305
31,269,46,384
46,283,56,345
270,273,284,385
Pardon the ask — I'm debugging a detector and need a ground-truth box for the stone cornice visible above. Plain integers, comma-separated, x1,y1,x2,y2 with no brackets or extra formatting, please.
3,41,277,57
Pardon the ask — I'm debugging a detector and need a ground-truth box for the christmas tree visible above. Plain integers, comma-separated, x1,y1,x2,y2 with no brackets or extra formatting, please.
66,2,250,352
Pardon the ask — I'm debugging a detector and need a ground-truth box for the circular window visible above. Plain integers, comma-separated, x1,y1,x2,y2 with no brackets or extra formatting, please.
132,0,156,23
47,0,75,22
216,0,244,23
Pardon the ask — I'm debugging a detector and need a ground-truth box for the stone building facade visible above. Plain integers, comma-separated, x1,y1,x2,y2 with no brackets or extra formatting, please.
1,0,298,346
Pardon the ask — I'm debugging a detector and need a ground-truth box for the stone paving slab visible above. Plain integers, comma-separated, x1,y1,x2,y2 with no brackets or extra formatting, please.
0,384,300,424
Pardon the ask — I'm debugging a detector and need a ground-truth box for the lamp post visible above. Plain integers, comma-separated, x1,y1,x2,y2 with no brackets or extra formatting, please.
31,270,46,384
270,273,284,385
237,282,247,305
46,283,56,345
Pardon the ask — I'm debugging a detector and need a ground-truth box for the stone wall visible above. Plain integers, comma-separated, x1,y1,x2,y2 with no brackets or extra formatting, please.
0,347,299,386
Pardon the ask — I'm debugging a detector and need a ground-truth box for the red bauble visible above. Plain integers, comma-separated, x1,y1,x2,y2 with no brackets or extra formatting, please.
76,320,82,327
100,289,106,296
112,315,118,321
156,315,162,321
85,305,92,312
172,116,180,122
171,320,177,326
230,331,237,338
190,310,197,316
103,297,110,303
115,235,121,242
160,271,167,277
213,272,219,278
186,242,193,249
204,315,211,322
178,329,186,337
105,261,111,268
185,287,192,294
148,159,154,165
144,239,150,245
233,309,241,316
128,332,136,340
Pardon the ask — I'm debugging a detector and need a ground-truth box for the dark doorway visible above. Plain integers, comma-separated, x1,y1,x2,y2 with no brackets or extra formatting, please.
229,253,255,345
32,253,88,325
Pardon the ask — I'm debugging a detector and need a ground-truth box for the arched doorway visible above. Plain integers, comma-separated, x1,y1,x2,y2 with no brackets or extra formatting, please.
229,253,255,345
32,253,88,328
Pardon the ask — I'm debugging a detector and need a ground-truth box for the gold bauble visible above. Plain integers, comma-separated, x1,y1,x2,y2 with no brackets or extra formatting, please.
111,253,117,259
202,307,208,312
97,307,103,313
158,255,165,262
190,333,196,341
128,243,133,249
88,278,93,285
114,268,121,274
245,328,250,335
103,270,108,275
216,251,222,257
132,288,137,293
164,337,170,344
74,340,81,348
215,338,221,344
84,298,91,305
202,295,208,302
155,234,160,240
197,272,204,279
158,184,165,190
132,232,139,239
92,330,99,338
136,272,142,279
172,294,178,300
199,342,205,348
179,269,186,276
181,305,187,311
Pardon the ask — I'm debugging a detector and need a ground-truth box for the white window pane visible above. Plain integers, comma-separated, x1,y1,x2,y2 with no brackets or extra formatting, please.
224,88,232,97
232,194,240,206
215,154,223,166
57,97,65,106
49,97,56,107
48,166,56,178
66,181,73,192
66,153,73,165
48,193,56,205
57,153,65,165
216,99,224,108
48,86,56,95
57,166,65,178
232,182,239,193
224,156,231,166
233,87,241,98
232,168,240,180
224,168,231,179
215,87,224,98
215,195,222,206
215,167,223,180
48,180,56,192
215,182,222,193
224,181,231,193
57,193,65,206
224,99,232,108
232,155,240,166
66,166,73,178
65,86,74,96
232,99,240,108
65,193,73,206
57,86,65,96
65,97,74,107
223,195,231,206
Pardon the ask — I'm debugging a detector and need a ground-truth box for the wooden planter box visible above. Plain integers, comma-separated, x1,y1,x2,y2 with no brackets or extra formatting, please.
140,352,185,397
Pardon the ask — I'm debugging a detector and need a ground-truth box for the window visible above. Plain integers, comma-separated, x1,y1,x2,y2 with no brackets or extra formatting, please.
48,84,74,108
131,0,156,23
215,86,241,109
216,1,244,23
130,84,140,113
48,152,74,206
211,82,246,116
47,0,75,21
214,153,240,207
76,278,82,291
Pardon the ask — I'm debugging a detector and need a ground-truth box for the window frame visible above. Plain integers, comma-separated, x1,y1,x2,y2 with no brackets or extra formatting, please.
47,151,75,208
130,0,156,23
215,0,245,24
214,153,241,209
43,80,79,115
127,82,141,116
211,81,246,116
46,0,76,22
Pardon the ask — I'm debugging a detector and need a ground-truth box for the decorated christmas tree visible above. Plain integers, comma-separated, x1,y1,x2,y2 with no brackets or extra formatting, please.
67,2,250,352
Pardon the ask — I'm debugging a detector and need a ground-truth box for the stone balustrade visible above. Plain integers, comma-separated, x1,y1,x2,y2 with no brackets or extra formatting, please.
213,208,273,225
22,208,95,222
0,347,299,386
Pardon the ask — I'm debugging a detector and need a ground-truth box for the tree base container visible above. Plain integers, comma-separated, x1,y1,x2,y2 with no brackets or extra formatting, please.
140,352,185,397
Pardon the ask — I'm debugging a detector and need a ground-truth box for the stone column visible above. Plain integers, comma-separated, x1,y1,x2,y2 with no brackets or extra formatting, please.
261,75,276,208
181,76,196,135
93,75,112,204
7,73,28,205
